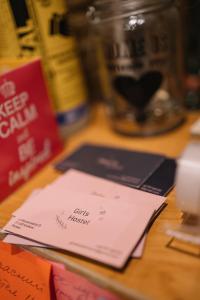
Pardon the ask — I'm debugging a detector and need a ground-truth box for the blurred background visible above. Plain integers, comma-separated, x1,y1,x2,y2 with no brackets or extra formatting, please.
0,0,199,138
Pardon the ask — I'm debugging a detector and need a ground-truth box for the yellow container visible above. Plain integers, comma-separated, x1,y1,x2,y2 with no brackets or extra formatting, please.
0,0,89,138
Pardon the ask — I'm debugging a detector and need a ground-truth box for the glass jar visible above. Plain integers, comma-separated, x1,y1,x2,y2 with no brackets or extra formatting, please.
66,0,105,103
95,0,186,136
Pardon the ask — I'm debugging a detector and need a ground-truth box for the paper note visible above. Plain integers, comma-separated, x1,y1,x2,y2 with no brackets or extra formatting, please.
3,186,156,268
48,169,165,211
8,170,165,219
0,241,51,300
51,262,121,300
3,223,146,258
3,170,165,262
3,233,46,248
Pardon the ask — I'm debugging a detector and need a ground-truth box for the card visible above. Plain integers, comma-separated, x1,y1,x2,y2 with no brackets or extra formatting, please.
140,158,176,196
3,170,165,262
0,241,51,300
11,169,165,217
0,59,62,202
51,169,165,209
3,220,147,258
3,233,46,248
54,144,165,189
3,218,145,257
3,190,154,269
3,227,145,257
51,261,121,300
4,175,165,268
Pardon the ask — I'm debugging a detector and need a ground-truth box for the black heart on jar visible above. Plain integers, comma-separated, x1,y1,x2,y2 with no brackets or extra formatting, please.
113,71,163,109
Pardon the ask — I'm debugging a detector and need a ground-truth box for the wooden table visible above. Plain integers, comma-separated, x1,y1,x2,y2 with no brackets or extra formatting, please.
0,105,200,300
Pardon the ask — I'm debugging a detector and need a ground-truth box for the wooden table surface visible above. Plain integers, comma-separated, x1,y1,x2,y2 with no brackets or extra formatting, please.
0,105,200,300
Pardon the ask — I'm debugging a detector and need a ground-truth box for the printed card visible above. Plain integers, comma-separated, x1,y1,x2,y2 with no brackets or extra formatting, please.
3,188,157,268
140,158,176,195
10,169,166,221
0,59,62,202
54,144,165,189
4,170,165,268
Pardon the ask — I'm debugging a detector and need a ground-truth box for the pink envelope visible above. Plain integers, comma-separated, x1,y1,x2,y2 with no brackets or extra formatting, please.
3,188,155,268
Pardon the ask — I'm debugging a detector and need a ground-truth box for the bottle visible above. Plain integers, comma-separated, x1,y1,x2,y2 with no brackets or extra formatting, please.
27,0,90,138
0,0,89,139
94,0,186,136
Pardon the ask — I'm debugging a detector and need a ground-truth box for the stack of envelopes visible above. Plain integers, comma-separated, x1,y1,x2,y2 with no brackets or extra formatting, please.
4,144,176,269
2,144,176,269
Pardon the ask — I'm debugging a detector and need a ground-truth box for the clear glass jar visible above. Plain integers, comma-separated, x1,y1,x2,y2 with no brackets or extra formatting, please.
95,0,186,136
66,0,105,103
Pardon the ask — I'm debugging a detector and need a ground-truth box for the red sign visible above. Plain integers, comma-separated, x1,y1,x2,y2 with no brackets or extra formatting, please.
0,59,63,202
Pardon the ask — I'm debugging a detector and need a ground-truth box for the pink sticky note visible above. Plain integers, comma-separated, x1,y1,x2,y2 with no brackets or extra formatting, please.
51,261,121,300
